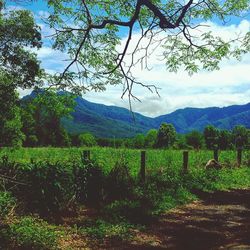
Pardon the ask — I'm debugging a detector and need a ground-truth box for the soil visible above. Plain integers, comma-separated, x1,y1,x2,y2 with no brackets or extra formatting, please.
117,189,250,250
60,189,250,249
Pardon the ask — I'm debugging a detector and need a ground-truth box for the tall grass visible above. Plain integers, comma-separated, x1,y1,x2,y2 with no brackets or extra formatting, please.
0,147,249,173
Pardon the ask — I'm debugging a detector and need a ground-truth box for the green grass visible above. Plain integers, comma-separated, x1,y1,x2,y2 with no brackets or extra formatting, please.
0,147,249,249
0,147,249,175
0,217,60,249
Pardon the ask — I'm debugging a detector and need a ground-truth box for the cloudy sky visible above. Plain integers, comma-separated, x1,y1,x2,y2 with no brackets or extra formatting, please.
8,0,250,117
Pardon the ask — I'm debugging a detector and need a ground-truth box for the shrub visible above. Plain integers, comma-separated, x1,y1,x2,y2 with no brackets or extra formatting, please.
78,133,97,147
19,161,75,217
3,217,59,249
82,219,133,241
103,199,148,224
0,155,20,191
0,192,16,220
105,160,134,201
74,159,105,205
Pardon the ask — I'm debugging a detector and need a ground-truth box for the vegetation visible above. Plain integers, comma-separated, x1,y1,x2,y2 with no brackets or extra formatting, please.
0,3,43,148
186,130,204,150
0,1,250,248
0,147,249,248
157,123,177,148
0,217,59,249
79,132,97,147
21,90,75,147
0,191,16,220
42,0,250,99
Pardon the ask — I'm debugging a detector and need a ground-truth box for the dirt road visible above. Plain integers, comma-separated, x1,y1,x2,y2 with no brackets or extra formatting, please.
120,189,250,250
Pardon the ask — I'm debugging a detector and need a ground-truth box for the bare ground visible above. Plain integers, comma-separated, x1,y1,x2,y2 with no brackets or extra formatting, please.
60,189,250,249
114,189,250,250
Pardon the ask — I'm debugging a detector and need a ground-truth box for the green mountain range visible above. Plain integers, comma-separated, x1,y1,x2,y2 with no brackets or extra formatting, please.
62,96,250,137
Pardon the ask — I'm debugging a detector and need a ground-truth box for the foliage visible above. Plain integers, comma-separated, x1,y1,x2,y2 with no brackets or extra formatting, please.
186,130,204,149
144,129,158,148
21,90,75,147
0,7,43,88
74,158,105,205
79,132,97,147
82,219,133,241
1,217,59,250
0,191,16,220
22,161,75,217
204,125,219,149
174,134,188,149
132,133,145,148
232,125,249,149
0,76,25,147
0,6,42,147
218,130,232,150
43,0,250,97
157,123,177,148
105,160,134,201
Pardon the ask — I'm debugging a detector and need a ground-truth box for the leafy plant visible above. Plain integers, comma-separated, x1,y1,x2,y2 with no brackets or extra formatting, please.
82,219,133,241
73,159,105,205
3,217,59,250
0,192,16,220
105,160,134,201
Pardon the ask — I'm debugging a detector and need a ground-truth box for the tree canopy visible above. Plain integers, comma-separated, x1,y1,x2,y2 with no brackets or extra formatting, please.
0,4,43,147
0,6,43,88
157,123,176,148
36,0,250,99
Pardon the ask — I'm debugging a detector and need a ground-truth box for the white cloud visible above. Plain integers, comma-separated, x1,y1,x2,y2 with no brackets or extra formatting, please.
31,46,69,72
19,18,250,117
104,19,250,116
18,88,32,98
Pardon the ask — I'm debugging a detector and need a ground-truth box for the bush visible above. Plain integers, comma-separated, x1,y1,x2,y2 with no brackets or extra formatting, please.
82,219,133,241
0,192,16,220
74,158,105,206
19,161,75,217
105,160,134,201
78,133,97,147
2,217,59,250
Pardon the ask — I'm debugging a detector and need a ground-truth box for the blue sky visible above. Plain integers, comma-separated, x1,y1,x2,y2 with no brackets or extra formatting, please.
6,0,250,117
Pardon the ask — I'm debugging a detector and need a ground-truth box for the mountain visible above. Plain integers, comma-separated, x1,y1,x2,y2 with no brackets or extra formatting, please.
61,96,250,137
154,103,250,133
62,97,156,138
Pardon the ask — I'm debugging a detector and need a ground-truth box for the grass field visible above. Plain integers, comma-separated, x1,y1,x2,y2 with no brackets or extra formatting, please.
0,147,249,175
0,147,250,249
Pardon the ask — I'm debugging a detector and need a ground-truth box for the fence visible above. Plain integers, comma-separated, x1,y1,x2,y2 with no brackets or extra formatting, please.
82,148,246,182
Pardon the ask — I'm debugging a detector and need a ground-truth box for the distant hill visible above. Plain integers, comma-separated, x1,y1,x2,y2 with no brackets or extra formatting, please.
62,97,156,138
23,91,250,137
61,96,250,137
154,103,250,133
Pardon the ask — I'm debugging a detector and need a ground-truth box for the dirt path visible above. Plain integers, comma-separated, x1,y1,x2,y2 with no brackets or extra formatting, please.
117,189,250,250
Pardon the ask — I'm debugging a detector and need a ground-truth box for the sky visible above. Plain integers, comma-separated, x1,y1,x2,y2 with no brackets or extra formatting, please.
6,0,250,117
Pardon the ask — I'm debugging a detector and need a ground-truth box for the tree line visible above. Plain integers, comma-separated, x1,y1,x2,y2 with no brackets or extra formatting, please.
95,123,250,150
0,86,249,150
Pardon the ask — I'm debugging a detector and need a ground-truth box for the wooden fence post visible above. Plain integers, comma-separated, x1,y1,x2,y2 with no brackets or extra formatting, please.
140,151,146,183
237,148,242,167
183,151,189,173
82,150,90,161
213,149,219,162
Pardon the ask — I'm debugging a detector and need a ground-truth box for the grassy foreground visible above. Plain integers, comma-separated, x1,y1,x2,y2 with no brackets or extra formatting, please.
0,147,249,249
